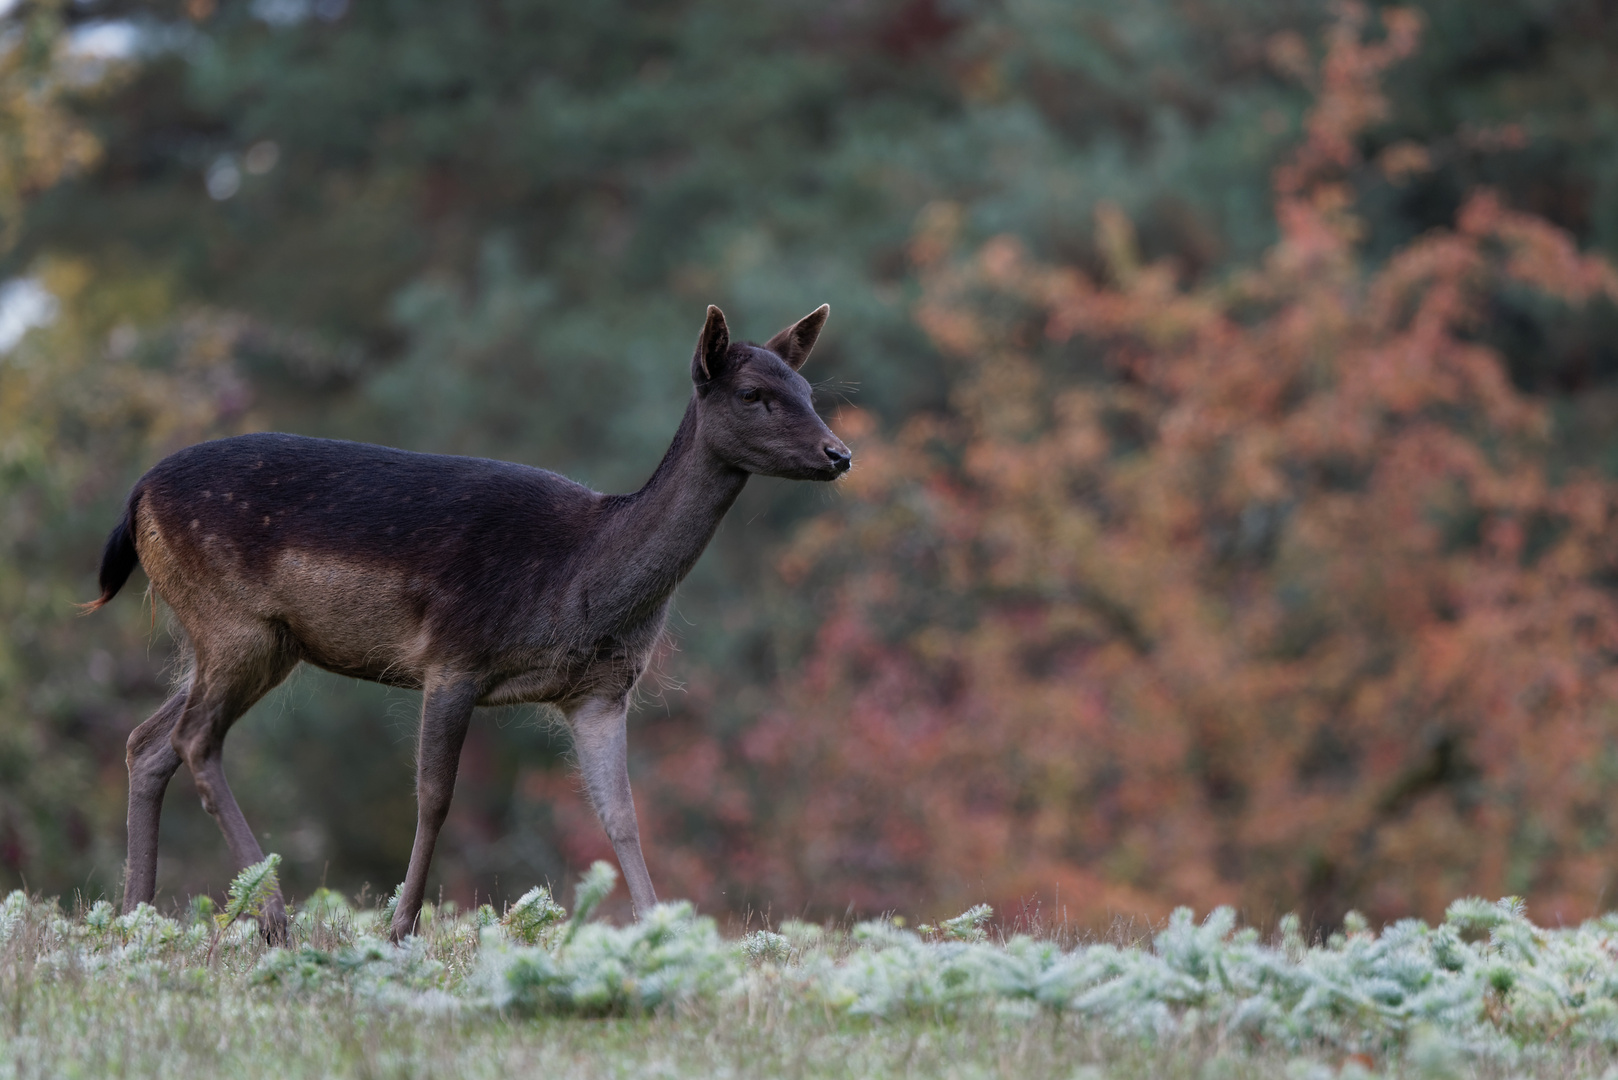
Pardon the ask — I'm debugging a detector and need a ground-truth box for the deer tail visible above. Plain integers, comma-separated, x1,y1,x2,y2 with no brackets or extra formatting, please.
79,495,141,613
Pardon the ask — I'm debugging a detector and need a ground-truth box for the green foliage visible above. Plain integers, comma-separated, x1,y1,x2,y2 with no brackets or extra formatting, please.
563,860,618,945
741,929,789,964
1444,897,1519,943
0,8,240,900
939,904,994,943
299,887,350,922
380,880,405,925
188,894,215,926
489,900,733,1015
501,885,566,946
15,882,1618,1074
219,854,281,928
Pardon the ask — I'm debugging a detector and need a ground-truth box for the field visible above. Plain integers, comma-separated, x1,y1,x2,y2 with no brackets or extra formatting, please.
5,860,1618,1078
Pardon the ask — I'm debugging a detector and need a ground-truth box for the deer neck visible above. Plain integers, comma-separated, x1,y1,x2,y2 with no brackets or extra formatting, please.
584,395,748,630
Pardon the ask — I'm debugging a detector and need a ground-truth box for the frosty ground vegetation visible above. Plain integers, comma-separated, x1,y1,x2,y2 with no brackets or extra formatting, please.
6,859,1618,1077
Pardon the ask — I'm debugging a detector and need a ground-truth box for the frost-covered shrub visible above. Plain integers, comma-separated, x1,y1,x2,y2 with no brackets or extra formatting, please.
250,939,452,1006
742,930,790,965
939,904,993,943
502,886,565,946
482,896,735,1015
15,871,1618,1070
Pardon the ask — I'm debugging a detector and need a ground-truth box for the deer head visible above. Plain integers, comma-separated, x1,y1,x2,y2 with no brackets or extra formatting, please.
690,305,851,481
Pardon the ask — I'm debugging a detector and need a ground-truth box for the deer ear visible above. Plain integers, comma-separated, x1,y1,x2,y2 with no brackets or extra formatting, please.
763,304,829,371
692,305,731,383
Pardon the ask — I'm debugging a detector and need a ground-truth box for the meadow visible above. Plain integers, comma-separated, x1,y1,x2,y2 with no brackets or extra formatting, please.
6,859,1618,1078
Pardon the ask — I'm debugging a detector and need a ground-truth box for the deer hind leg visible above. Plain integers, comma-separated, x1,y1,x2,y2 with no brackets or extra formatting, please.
568,694,658,919
169,625,299,940
389,676,478,942
123,692,187,913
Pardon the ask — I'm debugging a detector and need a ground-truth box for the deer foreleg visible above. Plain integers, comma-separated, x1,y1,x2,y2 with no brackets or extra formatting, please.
389,676,478,942
569,695,658,918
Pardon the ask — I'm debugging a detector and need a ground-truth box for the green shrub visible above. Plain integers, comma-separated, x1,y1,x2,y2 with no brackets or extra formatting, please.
12,868,1618,1070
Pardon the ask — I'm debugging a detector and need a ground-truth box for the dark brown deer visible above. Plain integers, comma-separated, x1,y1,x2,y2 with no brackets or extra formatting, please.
87,304,849,941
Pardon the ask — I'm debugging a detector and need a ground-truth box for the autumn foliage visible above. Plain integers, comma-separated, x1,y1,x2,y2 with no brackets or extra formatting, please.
618,7,1618,929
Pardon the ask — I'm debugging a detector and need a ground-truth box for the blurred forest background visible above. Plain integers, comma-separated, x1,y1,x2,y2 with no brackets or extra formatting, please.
4,0,1618,930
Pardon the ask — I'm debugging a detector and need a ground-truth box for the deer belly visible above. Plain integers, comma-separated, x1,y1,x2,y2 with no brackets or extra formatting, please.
478,640,651,707
271,551,430,686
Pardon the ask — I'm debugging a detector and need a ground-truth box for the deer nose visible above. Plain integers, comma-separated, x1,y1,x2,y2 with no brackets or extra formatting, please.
824,442,852,472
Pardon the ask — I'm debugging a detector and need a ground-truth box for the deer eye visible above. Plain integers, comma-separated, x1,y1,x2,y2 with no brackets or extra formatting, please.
739,388,761,403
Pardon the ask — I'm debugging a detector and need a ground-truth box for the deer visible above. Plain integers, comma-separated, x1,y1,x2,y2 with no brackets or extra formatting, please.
86,304,850,942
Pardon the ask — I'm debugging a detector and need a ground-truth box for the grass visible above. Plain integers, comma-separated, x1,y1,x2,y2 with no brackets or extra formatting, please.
5,862,1618,1078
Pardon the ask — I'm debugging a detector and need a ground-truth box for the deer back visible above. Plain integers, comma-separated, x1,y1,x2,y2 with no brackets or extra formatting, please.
132,432,610,691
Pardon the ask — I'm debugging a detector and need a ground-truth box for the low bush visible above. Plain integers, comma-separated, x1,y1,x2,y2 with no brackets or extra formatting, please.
8,858,1618,1075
